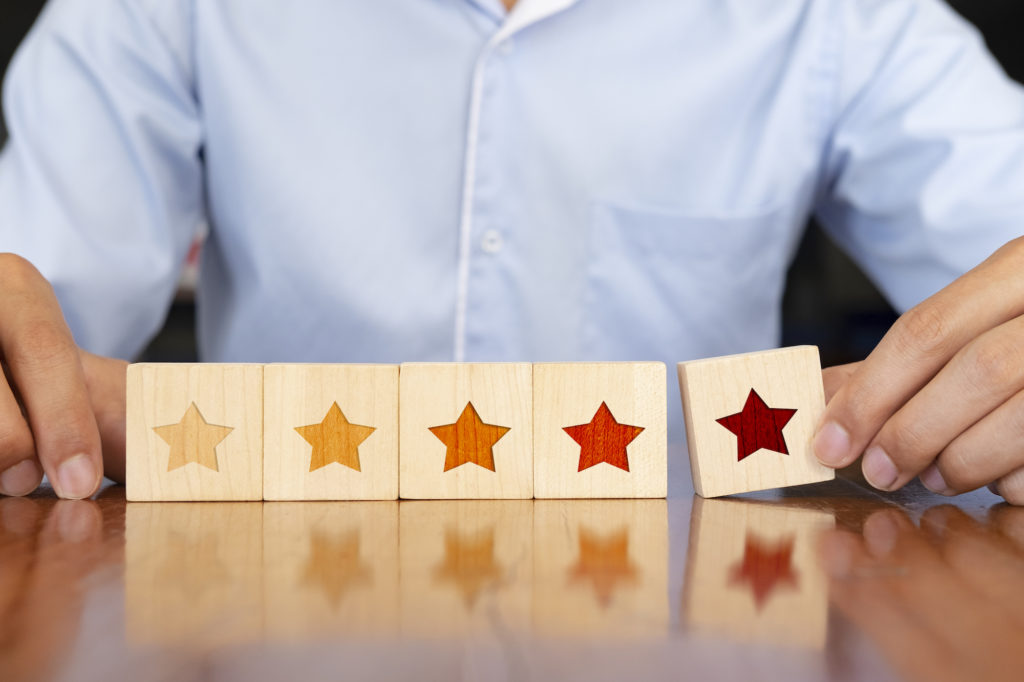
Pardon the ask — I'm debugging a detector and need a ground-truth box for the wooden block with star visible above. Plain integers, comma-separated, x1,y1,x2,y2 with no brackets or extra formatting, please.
263,364,399,500
399,363,533,499
126,363,263,501
533,362,667,498
676,346,834,498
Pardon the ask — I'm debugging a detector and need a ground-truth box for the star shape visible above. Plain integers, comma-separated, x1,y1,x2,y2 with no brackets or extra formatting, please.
563,402,645,473
432,528,503,608
301,530,372,609
728,533,799,611
295,402,376,472
567,527,638,609
716,389,797,462
154,403,234,472
429,402,510,472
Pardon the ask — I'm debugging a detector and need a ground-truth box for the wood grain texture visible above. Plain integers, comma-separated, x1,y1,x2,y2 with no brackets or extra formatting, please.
677,346,834,498
263,502,399,637
399,501,533,636
533,363,667,499
126,364,263,501
264,364,398,501
399,363,533,499
532,500,668,635
125,502,263,644
681,497,834,648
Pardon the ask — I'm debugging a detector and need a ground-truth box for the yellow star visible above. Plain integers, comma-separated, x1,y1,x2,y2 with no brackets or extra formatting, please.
295,402,376,472
154,402,234,472
432,527,503,608
301,530,372,609
429,402,510,472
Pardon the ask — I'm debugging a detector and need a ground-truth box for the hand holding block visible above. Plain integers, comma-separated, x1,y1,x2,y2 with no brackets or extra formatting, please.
533,362,667,498
399,363,533,499
126,364,263,501
263,364,398,500
677,346,834,498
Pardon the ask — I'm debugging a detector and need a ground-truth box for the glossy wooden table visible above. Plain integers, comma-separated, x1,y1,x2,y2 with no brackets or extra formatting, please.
1,446,1021,682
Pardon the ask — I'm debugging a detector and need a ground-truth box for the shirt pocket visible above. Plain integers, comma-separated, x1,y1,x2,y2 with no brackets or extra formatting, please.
582,199,793,361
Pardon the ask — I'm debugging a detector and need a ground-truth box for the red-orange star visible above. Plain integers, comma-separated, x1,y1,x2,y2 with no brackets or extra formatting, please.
429,402,510,472
563,402,644,472
728,533,798,611
716,389,797,462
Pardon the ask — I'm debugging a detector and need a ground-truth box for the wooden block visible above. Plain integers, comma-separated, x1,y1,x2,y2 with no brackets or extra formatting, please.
125,502,263,644
399,363,533,499
263,364,398,500
532,500,668,636
533,362,666,499
399,501,533,636
681,497,834,648
677,346,834,498
263,502,399,638
126,363,263,501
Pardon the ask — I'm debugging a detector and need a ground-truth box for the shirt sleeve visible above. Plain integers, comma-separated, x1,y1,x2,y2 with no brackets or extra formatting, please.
0,0,202,359
815,0,1024,313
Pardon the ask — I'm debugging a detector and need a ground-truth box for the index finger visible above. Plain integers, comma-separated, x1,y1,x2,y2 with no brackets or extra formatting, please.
812,238,1024,472
0,255,102,499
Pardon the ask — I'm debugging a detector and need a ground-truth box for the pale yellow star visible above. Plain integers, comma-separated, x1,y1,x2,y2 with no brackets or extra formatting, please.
154,402,234,472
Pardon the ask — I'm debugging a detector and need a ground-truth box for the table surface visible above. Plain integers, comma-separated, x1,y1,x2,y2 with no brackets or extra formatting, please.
1,447,1020,682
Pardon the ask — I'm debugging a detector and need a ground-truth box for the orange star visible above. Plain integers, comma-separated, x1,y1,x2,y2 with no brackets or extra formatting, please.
563,402,644,472
728,533,799,611
429,402,510,472
567,527,639,608
295,402,376,472
301,530,372,609
432,528,503,608
154,403,234,472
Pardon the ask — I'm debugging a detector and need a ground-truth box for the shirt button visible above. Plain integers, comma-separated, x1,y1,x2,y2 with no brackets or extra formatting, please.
480,229,504,254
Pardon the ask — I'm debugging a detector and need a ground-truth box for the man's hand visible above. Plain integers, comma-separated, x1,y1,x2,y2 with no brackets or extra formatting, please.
814,236,1024,504
0,254,126,499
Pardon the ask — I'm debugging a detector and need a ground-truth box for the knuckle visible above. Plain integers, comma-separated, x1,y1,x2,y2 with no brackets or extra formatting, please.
0,425,34,463
882,420,932,466
11,319,76,370
0,253,45,292
892,306,957,360
964,337,1023,390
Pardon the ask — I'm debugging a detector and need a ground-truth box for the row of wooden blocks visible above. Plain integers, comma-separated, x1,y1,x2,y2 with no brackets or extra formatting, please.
127,347,835,501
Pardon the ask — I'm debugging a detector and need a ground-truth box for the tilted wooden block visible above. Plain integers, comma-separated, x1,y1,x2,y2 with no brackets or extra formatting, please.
677,346,834,498
533,362,667,499
126,363,263,501
399,363,533,499
263,364,398,500
681,497,834,648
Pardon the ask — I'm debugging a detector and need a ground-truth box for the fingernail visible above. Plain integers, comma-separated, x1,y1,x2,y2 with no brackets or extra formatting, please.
988,483,1001,496
0,460,41,497
920,464,953,496
863,446,899,490
56,455,98,500
813,421,851,467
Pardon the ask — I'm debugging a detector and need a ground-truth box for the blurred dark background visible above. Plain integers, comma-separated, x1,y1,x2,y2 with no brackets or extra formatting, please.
1,1,1021,364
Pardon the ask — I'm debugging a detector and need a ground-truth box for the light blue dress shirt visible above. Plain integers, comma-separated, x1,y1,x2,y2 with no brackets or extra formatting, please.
1,0,1023,436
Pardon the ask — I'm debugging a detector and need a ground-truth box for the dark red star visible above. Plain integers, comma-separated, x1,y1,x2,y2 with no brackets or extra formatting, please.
563,402,645,473
728,533,798,611
716,389,797,462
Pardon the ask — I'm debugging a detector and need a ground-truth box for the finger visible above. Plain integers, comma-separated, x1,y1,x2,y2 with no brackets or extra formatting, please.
80,352,127,482
0,372,42,497
822,362,860,403
0,255,102,499
919,387,1024,495
813,238,1024,470
920,506,1024,628
992,466,1024,506
989,504,1024,550
864,315,1024,490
